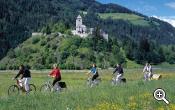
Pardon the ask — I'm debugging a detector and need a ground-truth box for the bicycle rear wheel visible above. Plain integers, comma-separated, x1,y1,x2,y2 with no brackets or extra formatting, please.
29,84,36,94
8,85,19,96
40,84,51,92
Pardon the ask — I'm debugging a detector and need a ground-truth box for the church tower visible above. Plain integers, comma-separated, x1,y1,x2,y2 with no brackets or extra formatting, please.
76,15,83,33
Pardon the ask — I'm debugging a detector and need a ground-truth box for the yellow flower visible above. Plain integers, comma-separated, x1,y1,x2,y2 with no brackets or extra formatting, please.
169,104,175,110
129,96,135,101
157,107,164,110
88,102,122,110
127,102,137,110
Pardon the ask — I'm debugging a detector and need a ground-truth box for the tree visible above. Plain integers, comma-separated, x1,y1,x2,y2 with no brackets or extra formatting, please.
42,25,51,35
7,49,16,58
139,37,150,53
52,22,67,33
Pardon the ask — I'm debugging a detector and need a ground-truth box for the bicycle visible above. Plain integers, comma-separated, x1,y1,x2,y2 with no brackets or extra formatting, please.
111,74,126,86
40,79,67,92
144,72,153,81
87,76,101,87
8,79,36,96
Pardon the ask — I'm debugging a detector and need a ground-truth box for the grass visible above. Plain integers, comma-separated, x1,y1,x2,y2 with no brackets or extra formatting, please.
99,13,142,20
154,62,175,69
99,13,151,26
0,68,175,110
125,59,142,68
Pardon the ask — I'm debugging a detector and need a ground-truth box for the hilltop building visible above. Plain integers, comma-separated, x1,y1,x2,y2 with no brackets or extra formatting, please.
72,15,88,38
72,15,108,41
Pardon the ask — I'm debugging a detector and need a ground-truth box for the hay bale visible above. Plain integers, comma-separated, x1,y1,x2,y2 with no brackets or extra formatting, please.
152,74,162,80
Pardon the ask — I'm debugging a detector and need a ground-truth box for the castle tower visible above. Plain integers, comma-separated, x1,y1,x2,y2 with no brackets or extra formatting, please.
76,15,83,33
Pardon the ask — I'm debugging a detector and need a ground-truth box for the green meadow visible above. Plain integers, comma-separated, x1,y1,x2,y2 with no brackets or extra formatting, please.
99,13,159,26
0,68,175,110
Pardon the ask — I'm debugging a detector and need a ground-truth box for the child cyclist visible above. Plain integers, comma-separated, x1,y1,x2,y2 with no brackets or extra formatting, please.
87,64,99,81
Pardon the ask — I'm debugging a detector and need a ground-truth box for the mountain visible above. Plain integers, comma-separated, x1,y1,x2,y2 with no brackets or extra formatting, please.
153,16,175,27
0,0,175,69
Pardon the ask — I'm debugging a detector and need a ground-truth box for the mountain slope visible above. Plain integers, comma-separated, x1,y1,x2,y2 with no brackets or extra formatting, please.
0,33,126,69
1,29,175,70
0,0,175,62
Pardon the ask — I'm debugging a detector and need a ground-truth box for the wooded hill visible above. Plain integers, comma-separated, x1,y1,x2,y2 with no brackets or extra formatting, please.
0,0,175,69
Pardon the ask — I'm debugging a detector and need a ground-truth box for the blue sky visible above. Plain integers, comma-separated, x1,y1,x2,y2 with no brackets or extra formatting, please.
96,0,175,27
96,0,175,16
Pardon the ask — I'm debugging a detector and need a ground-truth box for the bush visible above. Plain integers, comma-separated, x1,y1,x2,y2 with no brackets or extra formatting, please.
22,47,38,55
65,63,75,70
51,43,57,50
33,63,45,70
7,49,16,58
42,25,51,35
32,37,40,44
59,64,67,69
0,64,6,70
46,44,51,48
40,40,47,46
65,29,72,35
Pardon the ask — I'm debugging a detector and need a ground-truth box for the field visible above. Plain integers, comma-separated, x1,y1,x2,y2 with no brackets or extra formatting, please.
0,68,175,110
99,13,158,26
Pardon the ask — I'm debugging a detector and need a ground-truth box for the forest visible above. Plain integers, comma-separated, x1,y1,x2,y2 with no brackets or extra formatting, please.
0,0,175,69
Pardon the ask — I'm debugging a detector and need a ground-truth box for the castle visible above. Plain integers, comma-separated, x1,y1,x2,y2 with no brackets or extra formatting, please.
72,15,108,41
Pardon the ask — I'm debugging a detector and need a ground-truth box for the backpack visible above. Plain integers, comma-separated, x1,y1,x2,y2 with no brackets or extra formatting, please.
59,82,67,88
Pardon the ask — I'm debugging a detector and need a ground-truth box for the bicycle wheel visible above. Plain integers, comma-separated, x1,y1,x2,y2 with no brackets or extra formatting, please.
8,85,19,96
87,80,94,88
29,84,36,94
111,80,116,86
40,84,51,92
86,80,91,87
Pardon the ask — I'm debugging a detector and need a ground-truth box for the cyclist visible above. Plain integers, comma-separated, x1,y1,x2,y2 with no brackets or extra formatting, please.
113,64,124,83
143,63,152,81
88,64,99,81
13,65,31,94
48,64,61,87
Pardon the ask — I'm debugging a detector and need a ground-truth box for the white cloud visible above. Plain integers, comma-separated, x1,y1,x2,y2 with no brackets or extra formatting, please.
152,15,175,27
163,18,175,27
165,2,175,9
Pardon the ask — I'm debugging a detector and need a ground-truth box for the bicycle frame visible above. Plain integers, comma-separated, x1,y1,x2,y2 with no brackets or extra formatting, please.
87,76,100,87
45,79,61,91
45,80,52,88
15,79,35,92
15,79,23,88
111,74,126,85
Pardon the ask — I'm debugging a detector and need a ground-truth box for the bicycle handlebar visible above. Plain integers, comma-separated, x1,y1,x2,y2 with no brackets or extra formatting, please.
11,78,21,85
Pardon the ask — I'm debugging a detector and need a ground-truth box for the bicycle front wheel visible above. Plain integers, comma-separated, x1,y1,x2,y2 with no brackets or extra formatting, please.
8,85,19,96
40,84,51,92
